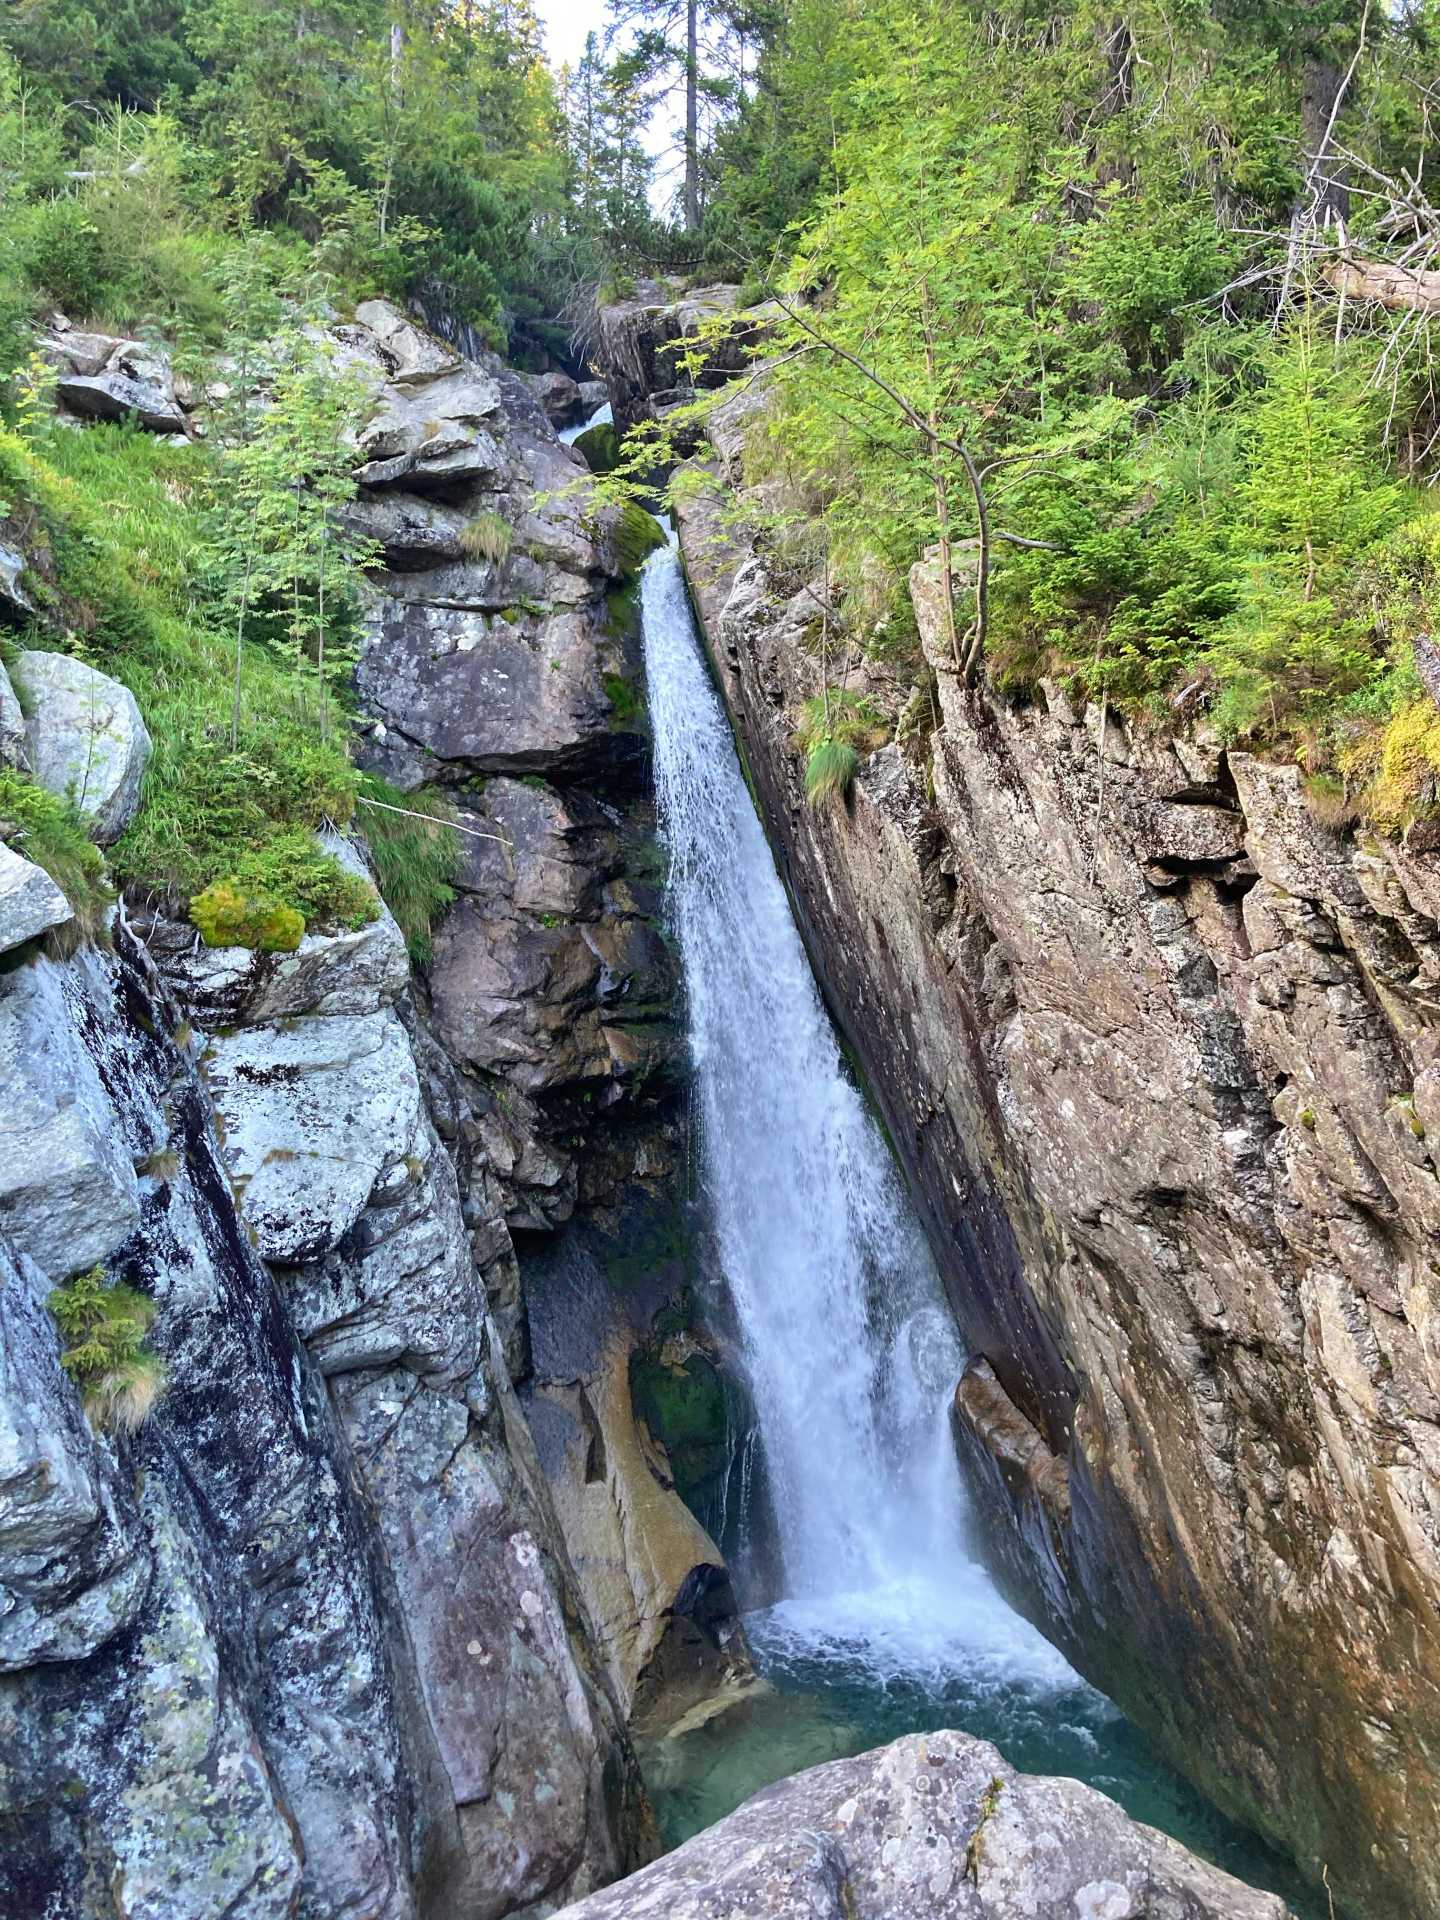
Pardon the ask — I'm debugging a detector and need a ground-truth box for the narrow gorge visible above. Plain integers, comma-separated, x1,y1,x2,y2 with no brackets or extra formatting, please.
3,4,1440,1917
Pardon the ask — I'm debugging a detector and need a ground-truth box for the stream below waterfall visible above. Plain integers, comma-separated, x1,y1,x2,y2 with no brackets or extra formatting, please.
635,537,1329,1919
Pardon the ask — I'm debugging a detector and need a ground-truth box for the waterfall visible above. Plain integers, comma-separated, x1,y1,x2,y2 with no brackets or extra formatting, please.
636,545,1331,1920
561,399,612,446
642,542,1069,1684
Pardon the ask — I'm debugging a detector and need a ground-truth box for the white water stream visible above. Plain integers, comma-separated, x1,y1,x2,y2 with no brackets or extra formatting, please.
560,398,612,446
641,542,1077,1690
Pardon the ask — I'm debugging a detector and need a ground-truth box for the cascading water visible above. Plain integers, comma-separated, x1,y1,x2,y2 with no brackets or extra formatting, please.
643,539,994,1618
561,398,612,446
636,540,1326,1917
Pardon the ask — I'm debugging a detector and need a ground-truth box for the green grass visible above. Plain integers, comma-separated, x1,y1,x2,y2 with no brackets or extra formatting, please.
355,775,462,965
0,424,377,945
48,1266,166,1433
794,686,889,755
803,736,859,806
460,510,514,565
0,768,111,948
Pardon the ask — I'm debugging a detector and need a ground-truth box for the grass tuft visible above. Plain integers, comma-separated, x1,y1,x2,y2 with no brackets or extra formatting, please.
804,736,860,807
794,687,889,755
48,1267,167,1433
460,510,514,565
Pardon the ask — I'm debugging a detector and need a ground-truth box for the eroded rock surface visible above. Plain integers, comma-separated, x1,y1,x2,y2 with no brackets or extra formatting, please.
593,279,773,433
678,409,1440,1919
556,1730,1294,1920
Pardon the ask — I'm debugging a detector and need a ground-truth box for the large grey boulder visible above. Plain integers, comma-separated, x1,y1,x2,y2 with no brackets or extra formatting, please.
201,1004,422,1265
0,842,71,956
0,1237,151,1668
557,1730,1294,1920
14,650,151,843
529,368,584,426
283,1105,484,1382
355,363,506,492
354,298,463,384
0,956,140,1279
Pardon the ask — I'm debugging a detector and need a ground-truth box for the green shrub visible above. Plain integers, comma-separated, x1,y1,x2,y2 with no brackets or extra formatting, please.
48,1267,166,1433
355,776,461,966
19,198,121,319
191,829,377,949
0,768,111,945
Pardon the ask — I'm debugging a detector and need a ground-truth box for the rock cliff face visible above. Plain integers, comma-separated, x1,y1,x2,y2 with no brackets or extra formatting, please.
674,383,1440,1920
0,301,746,1920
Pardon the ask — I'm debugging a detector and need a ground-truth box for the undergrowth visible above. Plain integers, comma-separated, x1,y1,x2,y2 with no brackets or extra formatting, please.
0,423,377,943
0,768,111,946
355,775,462,966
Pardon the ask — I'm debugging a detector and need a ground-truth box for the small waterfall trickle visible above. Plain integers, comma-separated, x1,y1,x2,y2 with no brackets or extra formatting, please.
561,398,612,446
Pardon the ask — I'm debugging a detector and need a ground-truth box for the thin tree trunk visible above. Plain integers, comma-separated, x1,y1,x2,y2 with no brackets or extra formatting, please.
684,0,700,232
230,512,258,750
317,511,328,740
920,281,962,673
957,445,992,685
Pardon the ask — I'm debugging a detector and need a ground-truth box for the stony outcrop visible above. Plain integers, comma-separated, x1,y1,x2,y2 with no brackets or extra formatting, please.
676,384,1440,1920
556,1729,1295,1920
0,294,773,1920
593,279,772,433
0,905,652,1920
522,1197,757,1735
0,841,70,955
12,649,152,842
0,298,685,1920
40,316,189,434
528,368,585,425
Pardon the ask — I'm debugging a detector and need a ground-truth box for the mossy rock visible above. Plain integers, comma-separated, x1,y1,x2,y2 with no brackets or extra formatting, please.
575,422,621,473
190,880,304,952
611,502,666,578
631,1344,736,1513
